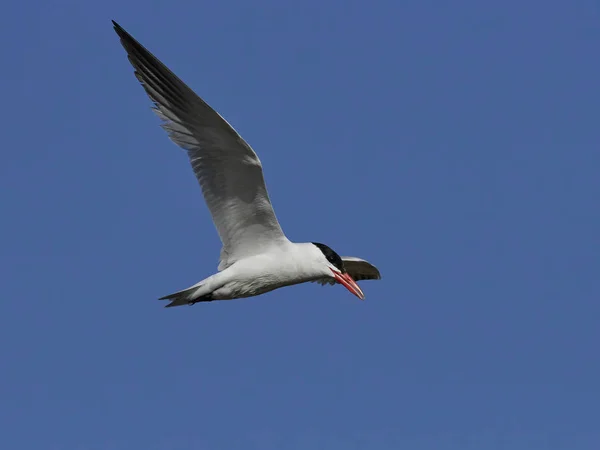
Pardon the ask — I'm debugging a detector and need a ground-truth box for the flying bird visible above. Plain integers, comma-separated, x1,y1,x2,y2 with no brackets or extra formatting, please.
112,21,381,307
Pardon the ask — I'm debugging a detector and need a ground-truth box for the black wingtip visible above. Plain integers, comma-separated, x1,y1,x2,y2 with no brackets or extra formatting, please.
111,20,128,39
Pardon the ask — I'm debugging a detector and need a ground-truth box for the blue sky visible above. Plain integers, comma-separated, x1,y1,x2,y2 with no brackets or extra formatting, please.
1,0,599,449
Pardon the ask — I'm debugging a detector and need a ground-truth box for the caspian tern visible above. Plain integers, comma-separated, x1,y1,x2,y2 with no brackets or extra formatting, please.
112,21,381,307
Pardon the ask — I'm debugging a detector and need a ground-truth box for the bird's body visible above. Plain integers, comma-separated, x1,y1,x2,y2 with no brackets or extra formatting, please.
112,20,381,307
162,243,342,306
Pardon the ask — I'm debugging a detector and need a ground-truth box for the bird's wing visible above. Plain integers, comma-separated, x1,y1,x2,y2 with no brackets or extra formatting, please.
113,21,288,270
315,256,381,285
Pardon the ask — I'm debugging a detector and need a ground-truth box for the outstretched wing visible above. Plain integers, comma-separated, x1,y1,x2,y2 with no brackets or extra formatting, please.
113,21,289,270
315,256,381,285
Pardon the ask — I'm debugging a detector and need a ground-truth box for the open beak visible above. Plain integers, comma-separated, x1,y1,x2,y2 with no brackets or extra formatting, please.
331,268,365,300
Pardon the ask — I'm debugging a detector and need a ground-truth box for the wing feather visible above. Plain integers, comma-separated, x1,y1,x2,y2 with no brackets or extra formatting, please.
113,21,288,269
314,256,381,285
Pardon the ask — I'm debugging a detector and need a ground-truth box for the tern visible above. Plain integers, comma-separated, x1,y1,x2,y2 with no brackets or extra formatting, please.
112,21,381,307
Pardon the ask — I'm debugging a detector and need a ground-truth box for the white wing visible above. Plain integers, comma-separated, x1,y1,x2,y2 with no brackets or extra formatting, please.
113,22,288,270
315,256,381,285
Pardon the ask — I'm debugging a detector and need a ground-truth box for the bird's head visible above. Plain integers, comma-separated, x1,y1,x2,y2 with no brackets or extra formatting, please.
312,242,365,300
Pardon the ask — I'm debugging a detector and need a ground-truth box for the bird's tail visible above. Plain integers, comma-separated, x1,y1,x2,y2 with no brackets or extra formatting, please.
159,280,214,308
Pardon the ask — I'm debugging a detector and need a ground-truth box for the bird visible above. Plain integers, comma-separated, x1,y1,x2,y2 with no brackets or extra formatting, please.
112,20,381,307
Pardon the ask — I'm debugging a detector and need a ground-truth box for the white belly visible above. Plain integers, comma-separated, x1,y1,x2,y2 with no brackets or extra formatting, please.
210,252,320,300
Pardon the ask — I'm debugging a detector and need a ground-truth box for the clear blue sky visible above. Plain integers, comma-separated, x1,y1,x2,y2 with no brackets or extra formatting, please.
1,0,599,449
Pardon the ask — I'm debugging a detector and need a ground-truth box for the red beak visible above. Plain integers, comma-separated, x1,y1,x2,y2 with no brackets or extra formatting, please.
331,268,365,300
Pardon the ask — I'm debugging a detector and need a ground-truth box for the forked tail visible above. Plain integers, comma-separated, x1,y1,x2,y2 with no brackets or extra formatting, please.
159,281,214,308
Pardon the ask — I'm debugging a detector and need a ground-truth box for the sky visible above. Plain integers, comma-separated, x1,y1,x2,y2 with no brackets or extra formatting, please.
1,0,599,449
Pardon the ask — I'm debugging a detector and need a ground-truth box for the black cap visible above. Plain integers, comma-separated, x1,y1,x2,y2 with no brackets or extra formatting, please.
312,242,345,273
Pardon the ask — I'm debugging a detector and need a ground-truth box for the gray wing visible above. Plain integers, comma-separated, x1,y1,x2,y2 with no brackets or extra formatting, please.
113,21,288,270
315,256,381,285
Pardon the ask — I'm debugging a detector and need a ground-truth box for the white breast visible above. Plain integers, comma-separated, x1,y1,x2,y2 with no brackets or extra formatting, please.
211,243,327,299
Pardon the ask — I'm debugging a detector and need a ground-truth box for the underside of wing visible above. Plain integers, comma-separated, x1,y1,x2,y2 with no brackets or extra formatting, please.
314,256,381,285
112,21,288,268
342,257,381,281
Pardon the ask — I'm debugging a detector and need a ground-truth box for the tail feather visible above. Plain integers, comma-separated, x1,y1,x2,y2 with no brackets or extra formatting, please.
159,284,214,308
163,294,214,308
